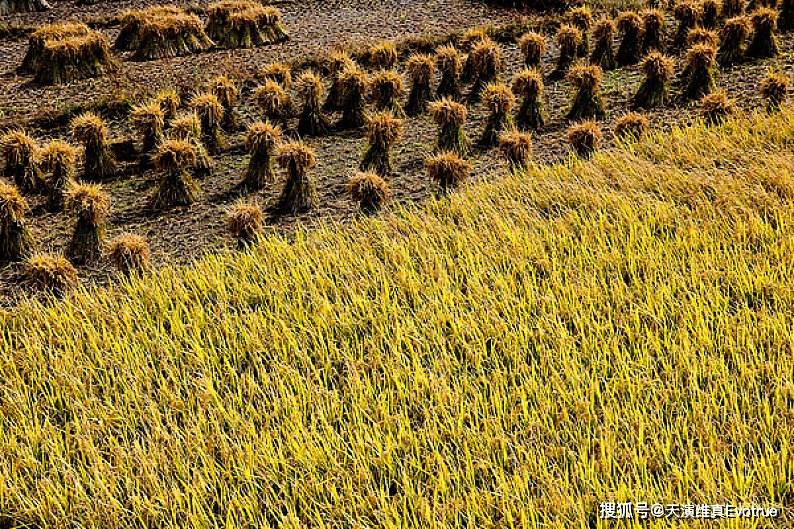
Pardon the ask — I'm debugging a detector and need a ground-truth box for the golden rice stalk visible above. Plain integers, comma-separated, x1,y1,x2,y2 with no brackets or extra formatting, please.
276,141,317,213
152,139,200,209
23,253,77,297
480,83,516,147
115,6,182,50
242,120,281,190
567,64,606,121
131,10,213,60
512,68,546,131
718,16,751,66
211,75,239,131
169,113,213,178
568,5,593,56
518,31,545,68
746,8,779,58
0,182,33,261
760,70,789,110
206,0,289,48
32,30,117,85
258,62,293,89
154,89,181,123
429,98,469,155
189,93,226,154
369,69,405,117
19,21,89,74
590,17,616,70
323,52,354,111
405,53,435,116
699,89,736,124
65,183,111,265
296,71,330,137
551,24,582,79
108,234,151,275
361,111,403,177
640,9,665,53
435,44,463,100
130,102,166,161
567,120,602,158
1,130,43,193
365,41,398,69
680,43,717,100
634,52,674,108
687,27,720,47
337,66,369,130
616,11,644,66
71,112,117,181
254,81,292,129
425,150,471,196
467,39,503,103
674,1,703,48
347,171,391,213
497,129,532,170
40,140,77,211
226,201,264,248
614,112,650,139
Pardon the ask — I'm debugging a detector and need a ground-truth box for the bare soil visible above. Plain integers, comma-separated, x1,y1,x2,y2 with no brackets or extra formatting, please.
0,0,792,305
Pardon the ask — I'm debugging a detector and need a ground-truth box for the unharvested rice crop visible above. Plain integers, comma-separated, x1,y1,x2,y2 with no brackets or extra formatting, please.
1,108,792,529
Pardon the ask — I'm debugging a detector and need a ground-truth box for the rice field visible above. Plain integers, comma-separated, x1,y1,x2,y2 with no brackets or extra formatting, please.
1,106,793,528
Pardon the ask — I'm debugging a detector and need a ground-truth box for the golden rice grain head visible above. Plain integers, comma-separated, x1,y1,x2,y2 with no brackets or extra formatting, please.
226,201,264,241
429,98,468,127
154,89,180,118
470,38,502,72
512,68,544,97
722,15,751,37
24,253,78,295
155,138,197,171
211,75,239,106
518,32,545,60
569,5,594,28
700,89,736,122
339,65,369,94
567,120,602,155
460,27,489,51
674,0,702,23
326,50,354,73
108,233,151,274
245,121,281,151
641,9,665,31
760,71,789,105
641,51,675,80
436,44,463,74
497,129,532,165
557,24,583,49
370,69,403,95
367,41,398,69
277,141,316,171
751,7,777,30
169,113,201,140
131,102,165,130
614,112,650,138
70,112,108,142
593,17,616,40
296,70,325,100
1,130,37,165
366,111,403,146
425,150,471,186
406,53,435,83
482,83,516,113
567,64,603,89
347,171,391,208
65,183,111,224
258,62,292,89
616,11,643,32
189,92,224,126
686,43,717,68
687,27,719,47
0,182,28,223
254,81,290,115
41,140,78,170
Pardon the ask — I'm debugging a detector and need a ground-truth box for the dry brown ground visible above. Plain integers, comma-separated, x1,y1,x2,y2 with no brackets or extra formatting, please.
0,0,792,305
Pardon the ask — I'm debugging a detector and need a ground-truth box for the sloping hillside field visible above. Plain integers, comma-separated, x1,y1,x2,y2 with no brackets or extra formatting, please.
1,108,793,528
